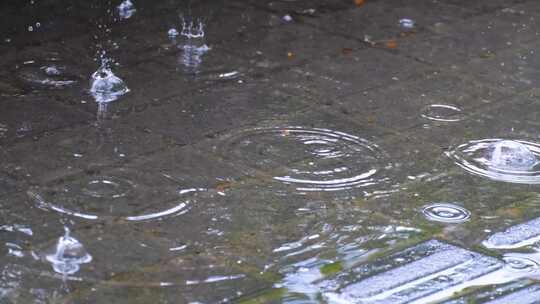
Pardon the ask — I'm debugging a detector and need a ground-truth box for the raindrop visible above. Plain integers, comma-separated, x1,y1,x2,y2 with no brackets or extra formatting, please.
422,203,471,223
448,139,540,184
45,227,92,275
90,58,129,103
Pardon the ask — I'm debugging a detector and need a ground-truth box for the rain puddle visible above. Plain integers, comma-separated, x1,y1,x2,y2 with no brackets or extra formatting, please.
3,0,540,302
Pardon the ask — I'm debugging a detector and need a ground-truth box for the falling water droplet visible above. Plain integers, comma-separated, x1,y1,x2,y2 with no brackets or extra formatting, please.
45,227,92,275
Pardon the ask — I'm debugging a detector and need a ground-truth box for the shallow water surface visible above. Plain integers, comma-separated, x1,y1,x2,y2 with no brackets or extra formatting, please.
2,0,540,303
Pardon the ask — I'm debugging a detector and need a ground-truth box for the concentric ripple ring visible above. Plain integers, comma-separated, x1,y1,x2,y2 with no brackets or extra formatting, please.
220,127,389,192
27,174,203,222
422,203,471,223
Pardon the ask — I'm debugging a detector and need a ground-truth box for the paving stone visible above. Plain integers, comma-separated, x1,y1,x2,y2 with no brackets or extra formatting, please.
483,215,540,249
322,239,503,304
485,284,540,304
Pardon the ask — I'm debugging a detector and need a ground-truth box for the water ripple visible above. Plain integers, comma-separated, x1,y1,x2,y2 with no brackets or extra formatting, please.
421,104,465,122
220,127,389,192
447,139,540,184
27,173,204,222
422,203,471,223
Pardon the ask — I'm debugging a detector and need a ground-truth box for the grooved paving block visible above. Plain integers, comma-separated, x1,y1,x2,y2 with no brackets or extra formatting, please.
483,216,540,249
486,285,540,304
324,240,503,304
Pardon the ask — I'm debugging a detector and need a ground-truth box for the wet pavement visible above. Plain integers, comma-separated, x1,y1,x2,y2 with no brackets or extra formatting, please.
2,0,540,303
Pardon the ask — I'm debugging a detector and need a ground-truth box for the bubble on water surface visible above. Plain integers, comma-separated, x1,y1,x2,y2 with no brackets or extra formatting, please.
421,104,465,122
422,203,471,223
45,228,92,275
27,173,203,222
117,0,136,20
90,59,129,103
219,127,389,192
447,139,540,184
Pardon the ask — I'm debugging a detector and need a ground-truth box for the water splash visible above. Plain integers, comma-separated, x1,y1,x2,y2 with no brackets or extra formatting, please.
447,139,540,184
45,228,92,275
503,254,540,273
487,140,537,170
90,58,129,103
422,203,471,223
117,0,136,20
170,18,210,73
